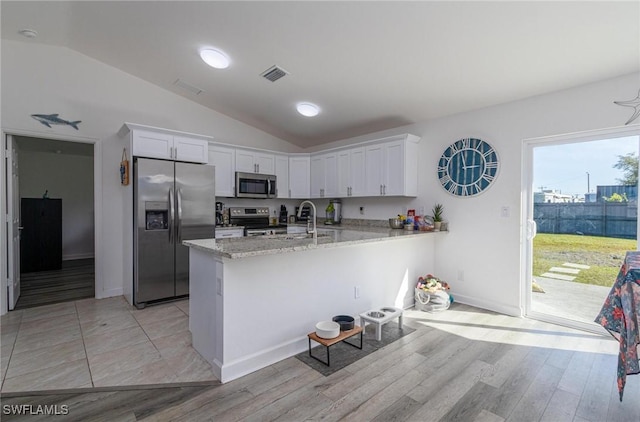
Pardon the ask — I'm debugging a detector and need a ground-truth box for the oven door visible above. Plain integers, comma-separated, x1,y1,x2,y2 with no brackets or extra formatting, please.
235,172,277,198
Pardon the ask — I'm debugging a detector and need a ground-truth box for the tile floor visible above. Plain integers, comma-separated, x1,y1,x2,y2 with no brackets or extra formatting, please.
0,297,217,392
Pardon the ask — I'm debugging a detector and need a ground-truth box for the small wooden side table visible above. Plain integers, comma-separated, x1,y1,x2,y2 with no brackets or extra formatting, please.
307,326,363,366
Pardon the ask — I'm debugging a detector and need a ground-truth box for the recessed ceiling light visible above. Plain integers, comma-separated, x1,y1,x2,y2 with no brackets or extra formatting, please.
296,102,320,117
199,48,230,69
18,29,38,38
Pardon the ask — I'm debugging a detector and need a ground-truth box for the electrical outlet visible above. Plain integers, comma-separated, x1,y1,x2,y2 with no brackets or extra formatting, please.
359,206,364,215
354,286,361,299
457,270,464,281
500,206,510,218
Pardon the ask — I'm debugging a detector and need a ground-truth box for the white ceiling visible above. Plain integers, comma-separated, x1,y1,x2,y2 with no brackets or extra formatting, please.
2,1,639,148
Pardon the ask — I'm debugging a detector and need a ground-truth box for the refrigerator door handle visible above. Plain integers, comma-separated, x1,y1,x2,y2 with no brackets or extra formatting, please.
169,188,175,243
177,188,183,243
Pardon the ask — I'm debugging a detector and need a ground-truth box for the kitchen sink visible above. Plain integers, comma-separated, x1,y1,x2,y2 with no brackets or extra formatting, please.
268,233,331,241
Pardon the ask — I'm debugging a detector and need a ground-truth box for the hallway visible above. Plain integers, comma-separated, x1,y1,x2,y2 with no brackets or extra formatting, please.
15,259,95,309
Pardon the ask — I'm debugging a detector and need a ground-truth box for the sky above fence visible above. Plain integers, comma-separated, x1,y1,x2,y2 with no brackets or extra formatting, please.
534,136,639,197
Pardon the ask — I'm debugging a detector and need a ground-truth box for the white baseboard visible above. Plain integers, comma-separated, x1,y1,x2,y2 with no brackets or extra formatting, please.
96,288,123,300
216,336,308,383
453,293,523,317
63,253,95,261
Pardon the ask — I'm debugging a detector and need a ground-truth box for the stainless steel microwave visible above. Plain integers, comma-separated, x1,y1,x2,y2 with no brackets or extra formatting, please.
235,172,277,198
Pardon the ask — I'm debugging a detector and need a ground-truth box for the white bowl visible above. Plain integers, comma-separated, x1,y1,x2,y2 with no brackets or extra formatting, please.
315,321,340,339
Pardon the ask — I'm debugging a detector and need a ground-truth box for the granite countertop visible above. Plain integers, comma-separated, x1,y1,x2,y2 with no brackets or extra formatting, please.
184,225,445,259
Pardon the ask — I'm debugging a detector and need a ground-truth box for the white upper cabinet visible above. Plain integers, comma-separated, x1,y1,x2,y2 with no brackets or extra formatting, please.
289,155,310,199
349,147,366,197
365,143,385,196
337,147,366,197
208,145,236,197
236,149,275,174
124,125,209,164
383,140,406,196
365,135,419,197
324,153,338,198
120,123,419,199
275,154,289,199
310,155,323,198
310,152,338,198
132,130,173,160
173,136,210,164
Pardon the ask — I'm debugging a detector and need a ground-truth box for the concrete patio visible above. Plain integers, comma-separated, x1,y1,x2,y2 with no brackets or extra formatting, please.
531,275,612,328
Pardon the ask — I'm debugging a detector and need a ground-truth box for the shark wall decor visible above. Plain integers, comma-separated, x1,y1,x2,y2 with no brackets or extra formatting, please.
31,114,81,130
614,89,640,125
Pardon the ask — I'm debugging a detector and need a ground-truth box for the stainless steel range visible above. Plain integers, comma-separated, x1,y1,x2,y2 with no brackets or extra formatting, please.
228,207,287,236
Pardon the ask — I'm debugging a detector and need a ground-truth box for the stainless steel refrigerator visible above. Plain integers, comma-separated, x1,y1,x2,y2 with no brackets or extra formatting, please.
134,157,215,308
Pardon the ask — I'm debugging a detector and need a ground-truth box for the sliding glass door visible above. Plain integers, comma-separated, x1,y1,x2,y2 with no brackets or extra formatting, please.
523,127,640,332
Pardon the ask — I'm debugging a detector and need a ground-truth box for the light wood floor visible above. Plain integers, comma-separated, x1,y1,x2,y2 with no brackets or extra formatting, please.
16,259,95,309
1,303,639,421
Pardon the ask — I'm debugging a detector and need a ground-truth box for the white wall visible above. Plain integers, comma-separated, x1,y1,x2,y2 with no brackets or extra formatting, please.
18,149,95,260
1,40,305,301
2,38,639,317
317,72,640,316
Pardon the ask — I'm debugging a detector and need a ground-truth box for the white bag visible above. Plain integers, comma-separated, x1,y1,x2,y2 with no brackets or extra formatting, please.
414,288,450,312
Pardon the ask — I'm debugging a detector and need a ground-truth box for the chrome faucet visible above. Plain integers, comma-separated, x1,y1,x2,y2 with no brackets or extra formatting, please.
297,200,317,245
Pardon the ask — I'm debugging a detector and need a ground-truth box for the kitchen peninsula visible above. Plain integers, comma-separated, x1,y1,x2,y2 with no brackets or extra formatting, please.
184,226,444,382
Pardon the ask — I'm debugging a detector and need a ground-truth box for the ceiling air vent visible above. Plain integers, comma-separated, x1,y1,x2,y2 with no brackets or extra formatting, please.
260,65,289,82
173,78,203,95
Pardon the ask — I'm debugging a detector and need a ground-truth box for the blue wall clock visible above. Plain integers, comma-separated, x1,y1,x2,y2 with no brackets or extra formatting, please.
438,138,499,197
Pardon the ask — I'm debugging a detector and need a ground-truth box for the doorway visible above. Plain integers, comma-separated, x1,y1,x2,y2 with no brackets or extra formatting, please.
6,135,96,310
523,127,640,332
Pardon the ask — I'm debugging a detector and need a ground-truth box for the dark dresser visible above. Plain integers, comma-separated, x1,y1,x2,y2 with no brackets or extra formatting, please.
20,198,62,273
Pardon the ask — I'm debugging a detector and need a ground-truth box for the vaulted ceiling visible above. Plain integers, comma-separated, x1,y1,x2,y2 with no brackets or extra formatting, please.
2,1,639,148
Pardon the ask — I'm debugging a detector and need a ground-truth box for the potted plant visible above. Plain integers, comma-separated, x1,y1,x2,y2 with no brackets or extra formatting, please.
432,203,444,231
325,201,335,224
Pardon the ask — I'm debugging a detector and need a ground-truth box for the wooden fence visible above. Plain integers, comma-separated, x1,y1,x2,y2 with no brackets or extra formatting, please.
534,202,637,239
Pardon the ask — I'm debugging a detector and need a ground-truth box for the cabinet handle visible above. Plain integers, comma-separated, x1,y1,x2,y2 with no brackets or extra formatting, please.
380,185,383,195
383,185,386,195
289,189,291,197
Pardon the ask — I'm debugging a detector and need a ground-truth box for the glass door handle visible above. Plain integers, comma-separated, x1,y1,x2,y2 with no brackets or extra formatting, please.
527,220,537,240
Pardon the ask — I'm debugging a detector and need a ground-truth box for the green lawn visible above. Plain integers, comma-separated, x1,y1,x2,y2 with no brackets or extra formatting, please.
533,233,636,287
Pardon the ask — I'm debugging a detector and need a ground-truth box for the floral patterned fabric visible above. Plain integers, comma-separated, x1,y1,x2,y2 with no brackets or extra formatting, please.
595,251,640,401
